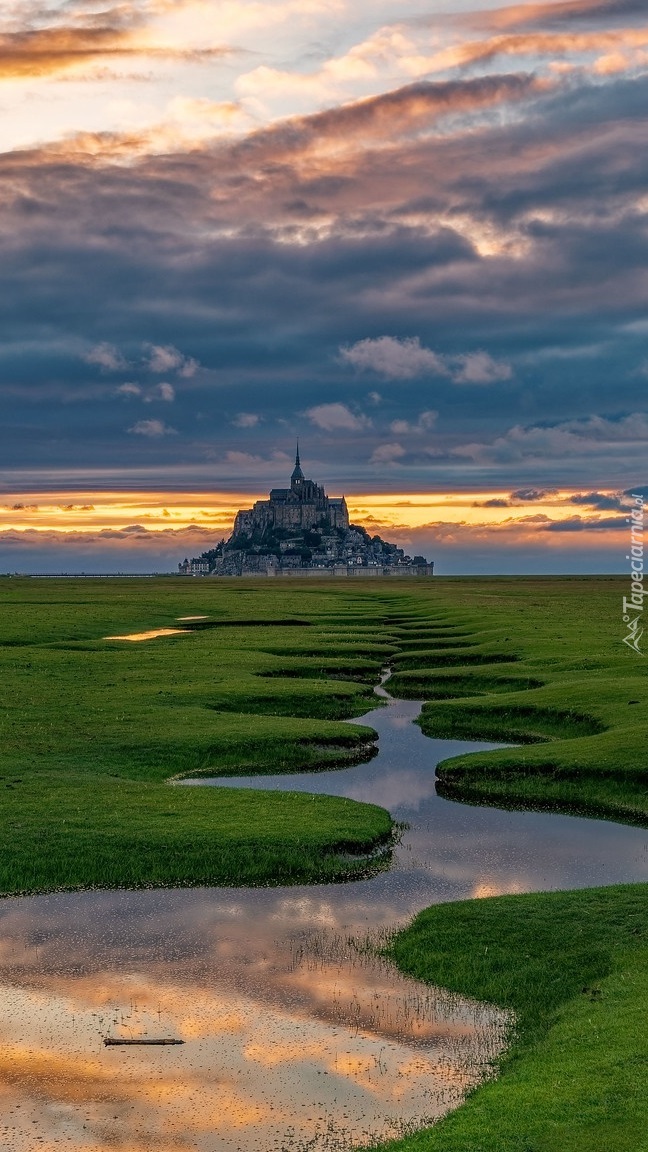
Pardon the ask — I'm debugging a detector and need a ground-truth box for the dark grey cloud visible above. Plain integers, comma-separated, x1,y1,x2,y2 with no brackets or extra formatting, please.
2,47,648,499
542,514,626,531
569,490,626,510
473,498,511,507
510,488,559,501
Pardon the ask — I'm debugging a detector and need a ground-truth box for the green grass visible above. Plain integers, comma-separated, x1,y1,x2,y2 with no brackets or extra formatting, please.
3,573,648,1152
388,576,648,827
359,575,648,1152
0,772,393,892
375,885,648,1152
389,670,546,697
0,580,390,782
2,574,646,888
0,576,401,892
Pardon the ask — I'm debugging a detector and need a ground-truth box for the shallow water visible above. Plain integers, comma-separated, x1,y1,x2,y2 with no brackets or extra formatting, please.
182,690,648,910
1,686,647,1151
104,628,190,641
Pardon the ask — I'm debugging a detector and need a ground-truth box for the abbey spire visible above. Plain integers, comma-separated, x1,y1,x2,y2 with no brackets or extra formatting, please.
291,442,304,486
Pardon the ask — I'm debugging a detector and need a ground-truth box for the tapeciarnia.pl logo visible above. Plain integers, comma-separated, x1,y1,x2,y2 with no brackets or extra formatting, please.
623,493,645,654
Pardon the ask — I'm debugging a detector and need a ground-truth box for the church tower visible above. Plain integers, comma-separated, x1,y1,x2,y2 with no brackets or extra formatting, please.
235,444,348,533
291,443,304,491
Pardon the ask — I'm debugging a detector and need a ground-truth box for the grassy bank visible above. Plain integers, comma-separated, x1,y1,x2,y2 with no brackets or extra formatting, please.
376,884,648,1152
0,577,399,892
0,773,393,893
2,574,647,1148
387,576,648,826
372,576,648,1152
3,574,646,896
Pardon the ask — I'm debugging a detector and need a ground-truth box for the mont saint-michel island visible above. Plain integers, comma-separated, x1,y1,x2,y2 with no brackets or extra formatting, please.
179,448,434,577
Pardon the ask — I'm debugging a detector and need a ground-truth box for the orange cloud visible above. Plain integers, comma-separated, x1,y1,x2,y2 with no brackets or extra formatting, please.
238,73,543,167
0,488,629,558
475,0,644,33
431,25,648,72
0,21,228,80
0,26,136,79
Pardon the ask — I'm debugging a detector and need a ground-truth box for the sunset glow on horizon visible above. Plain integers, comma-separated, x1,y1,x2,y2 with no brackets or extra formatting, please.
0,487,630,533
1,0,646,572
0,482,632,574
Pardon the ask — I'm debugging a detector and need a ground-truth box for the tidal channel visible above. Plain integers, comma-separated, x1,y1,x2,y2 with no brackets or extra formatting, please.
1,679,647,1151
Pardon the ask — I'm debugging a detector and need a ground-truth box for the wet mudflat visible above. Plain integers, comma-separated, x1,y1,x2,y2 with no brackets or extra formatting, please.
1,687,647,1151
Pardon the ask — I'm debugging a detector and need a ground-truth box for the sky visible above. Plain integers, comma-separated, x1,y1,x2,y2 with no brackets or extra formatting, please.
0,0,647,573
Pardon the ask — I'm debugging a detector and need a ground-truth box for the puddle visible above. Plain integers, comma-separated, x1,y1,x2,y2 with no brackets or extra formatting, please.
103,628,190,642
0,939,508,1152
2,680,647,1150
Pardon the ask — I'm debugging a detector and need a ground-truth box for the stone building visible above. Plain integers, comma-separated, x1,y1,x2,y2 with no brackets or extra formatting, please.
178,557,210,576
233,447,349,536
178,448,434,577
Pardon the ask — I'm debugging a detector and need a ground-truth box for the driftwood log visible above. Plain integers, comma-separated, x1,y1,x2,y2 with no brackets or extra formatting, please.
103,1037,184,1046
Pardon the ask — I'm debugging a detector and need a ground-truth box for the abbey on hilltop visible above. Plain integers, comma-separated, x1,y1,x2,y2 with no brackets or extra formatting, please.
233,445,350,536
179,448,434,578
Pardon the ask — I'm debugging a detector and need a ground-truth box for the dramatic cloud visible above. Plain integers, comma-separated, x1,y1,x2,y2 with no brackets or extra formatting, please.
305,403,371,432
543,514,626,531
510,488,559,501
453,353,513,385
389,410,438,434
117,381,175,402
569,490,626,510
456,415,648,465
0,24,139,79
370,442,406,464
145,344,199,377
127,419,177,437
0,13,229,80
232,412,261,427
341,339,512,384
340,337,448,380
146,382,175,402
1,0,647,571
475,1,648,32
431,26,648,75
84,343,128,372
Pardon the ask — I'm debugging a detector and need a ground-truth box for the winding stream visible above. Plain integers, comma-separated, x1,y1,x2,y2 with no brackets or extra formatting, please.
1,680,647,1151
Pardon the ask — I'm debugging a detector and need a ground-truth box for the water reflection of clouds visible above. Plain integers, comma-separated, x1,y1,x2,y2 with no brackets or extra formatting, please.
388,713,416,730
270,895,340,928
344,768,437,812
3,689,648,1148
0,970,503,1152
